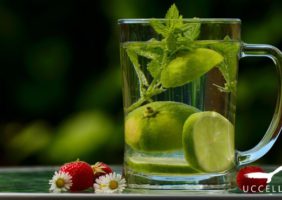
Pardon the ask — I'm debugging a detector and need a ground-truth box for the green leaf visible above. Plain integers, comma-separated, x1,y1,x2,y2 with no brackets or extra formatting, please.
165,4,183,29
137,46,162,60
182,22,201,41
125,40,164,59
165,4,180,20
166,33,178,51
208,36,241,92
150,20,169,37
133,47,160,59
126,49,149,90
147,59,161,79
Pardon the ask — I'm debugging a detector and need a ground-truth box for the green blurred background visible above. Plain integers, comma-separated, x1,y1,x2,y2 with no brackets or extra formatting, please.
0,0,281,166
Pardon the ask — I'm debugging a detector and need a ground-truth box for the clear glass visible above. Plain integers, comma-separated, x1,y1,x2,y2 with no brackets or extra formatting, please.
119,18,282,190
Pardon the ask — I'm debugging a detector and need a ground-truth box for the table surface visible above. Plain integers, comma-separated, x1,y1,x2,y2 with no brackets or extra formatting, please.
1,165,282,199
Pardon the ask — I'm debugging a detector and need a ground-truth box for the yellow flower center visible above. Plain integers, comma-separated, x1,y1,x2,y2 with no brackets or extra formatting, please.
56,178,65,188
109,180,119,190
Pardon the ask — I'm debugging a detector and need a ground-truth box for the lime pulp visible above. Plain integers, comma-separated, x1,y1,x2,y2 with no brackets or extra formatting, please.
182,111,235,172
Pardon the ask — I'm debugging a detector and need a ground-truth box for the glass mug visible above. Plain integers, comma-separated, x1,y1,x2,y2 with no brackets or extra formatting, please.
119,18,282,190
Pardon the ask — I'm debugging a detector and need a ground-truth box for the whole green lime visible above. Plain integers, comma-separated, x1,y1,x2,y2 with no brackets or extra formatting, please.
125,101,199,151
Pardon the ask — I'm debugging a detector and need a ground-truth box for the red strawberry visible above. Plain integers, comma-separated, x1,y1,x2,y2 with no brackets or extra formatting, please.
91,162,113,180
236,166,267,193
59,160,94,192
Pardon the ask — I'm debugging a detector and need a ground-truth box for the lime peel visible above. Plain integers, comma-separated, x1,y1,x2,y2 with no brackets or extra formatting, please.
125,101,199,152
160,48,224,88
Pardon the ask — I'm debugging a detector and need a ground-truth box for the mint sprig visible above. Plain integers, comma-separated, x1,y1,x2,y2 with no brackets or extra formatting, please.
124,4,240,113
123,4,202,112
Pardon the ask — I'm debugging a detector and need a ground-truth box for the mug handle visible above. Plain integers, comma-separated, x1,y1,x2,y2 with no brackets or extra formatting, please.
236,43,282,166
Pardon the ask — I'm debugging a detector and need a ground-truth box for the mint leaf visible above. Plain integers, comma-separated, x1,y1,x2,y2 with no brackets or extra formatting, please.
126,49,149,97
125,40,164,60
150,20,169,37
182,21,201,41
166,33,178,51
165,4,180,20
124,40,165,79
147,59,161,78
130,46,161,60
208,36,240,93
165,4,183,29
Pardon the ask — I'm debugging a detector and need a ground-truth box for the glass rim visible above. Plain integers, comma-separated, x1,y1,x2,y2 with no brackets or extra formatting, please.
118,18,241,24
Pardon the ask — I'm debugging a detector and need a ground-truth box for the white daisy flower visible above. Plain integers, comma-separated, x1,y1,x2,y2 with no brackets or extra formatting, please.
49,171,73,193
94,172,126,194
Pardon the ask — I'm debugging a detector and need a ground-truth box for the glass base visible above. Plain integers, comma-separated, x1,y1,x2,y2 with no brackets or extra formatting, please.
125,168,236,191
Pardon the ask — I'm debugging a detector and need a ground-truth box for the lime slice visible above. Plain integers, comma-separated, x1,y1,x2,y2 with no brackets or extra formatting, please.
126,156,199,174
160,48,224,88
182,111,235,172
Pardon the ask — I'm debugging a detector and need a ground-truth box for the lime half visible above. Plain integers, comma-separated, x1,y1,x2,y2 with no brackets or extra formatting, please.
182,111,235,172
126,156,198,174
160,48,224,88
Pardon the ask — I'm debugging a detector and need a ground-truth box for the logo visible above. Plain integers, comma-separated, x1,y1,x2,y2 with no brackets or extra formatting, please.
236,166,282,193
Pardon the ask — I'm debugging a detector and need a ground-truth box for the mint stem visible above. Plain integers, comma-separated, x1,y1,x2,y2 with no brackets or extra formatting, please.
125,97,146,113
126,49,149,98
126,47,168,113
